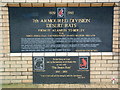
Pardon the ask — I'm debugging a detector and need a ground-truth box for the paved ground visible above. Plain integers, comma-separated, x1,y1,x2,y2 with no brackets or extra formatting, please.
2,84,119,88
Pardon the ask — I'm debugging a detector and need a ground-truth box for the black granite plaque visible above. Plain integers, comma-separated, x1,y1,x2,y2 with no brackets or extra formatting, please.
33,56,90,84
9,7,113,52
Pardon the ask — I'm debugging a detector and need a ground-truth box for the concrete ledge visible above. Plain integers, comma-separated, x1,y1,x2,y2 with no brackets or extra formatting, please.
9,53,22,56
67,52,79,56
9,52,115,56
56,52,67,56
21,53,33,56
33,53,44,56
44,52,56,56
79,52,90,56
101,52,113,55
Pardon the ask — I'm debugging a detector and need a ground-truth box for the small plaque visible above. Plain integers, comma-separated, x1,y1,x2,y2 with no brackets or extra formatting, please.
33,56,90,84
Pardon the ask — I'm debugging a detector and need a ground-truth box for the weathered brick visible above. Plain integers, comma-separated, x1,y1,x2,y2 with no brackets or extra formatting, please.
91,79,100,83
20,3,32,7
102,56,113,59
11,80,22,83
101,64,112,67
3,34,9,39
0,50,9,53
27,76,32,79
22,80,32,83
3,31,9,35
107,68,118,70
5,68,16,71
90,75,96,78
0,57,9,61
114,22,119,26
112,64,119,67
101,79,111,82
16,76,27,79
11,65,21,68
3,15,8,19
96,68,106,70
0,72,10,75
79,3,90,7
27,61,32,64
113,30,119,33
114,7,119,11
5,61,16,64
1,19,8,23
91,64,101,67
4,46,10,50
0,27,9,31
3,39,10,43
113,25,119,30
10,72,21,75
32,3,43,7
0,23,2,26
114,11,119,15
113,49,119,52
2,23,9,26
101,71,112,74
27,68,32,72
91,56,101,59
90,68,96,70
91,60,96,63
106,75,118,79
56,3,67,7
0,54,4,57
107,60,118,63
95,75,106,78
96,60,106,64
22,64,32,68
113,71,119,74
4,76,16,79
0,46,3,50
22,57,32,60
113,56,119,59
91,71,100,74
2,80,11,84
114,15,119,19
113,40,119,44
113,45,118,48
16,61,27,64
0,11,8,15
2,42,10,45
10,57,21,61
22,72,32,75
16,68,27,71
2,64,10,68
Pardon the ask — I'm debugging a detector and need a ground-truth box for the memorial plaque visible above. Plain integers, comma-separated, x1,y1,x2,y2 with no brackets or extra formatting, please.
33,56,90,84
9,7,113,52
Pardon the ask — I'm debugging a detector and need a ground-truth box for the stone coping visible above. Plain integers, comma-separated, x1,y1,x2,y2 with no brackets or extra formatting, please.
8,52,116,56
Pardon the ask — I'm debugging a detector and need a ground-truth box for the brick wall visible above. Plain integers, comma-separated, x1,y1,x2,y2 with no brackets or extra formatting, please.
0,2,120,84
1,0,120,3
